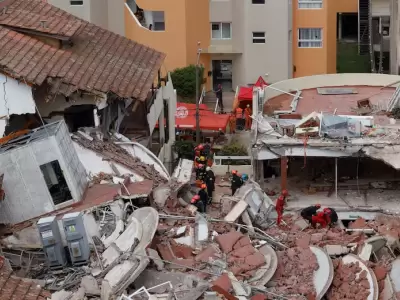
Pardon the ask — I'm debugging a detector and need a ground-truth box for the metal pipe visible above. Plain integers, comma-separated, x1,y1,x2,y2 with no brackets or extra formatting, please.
195,42,202,144
335,157,338,199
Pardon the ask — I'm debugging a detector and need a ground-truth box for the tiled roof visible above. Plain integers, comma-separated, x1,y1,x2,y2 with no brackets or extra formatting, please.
0,256,51,300
0,0,165,101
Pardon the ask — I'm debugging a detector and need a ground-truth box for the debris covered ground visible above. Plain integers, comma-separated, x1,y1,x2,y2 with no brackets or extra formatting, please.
2,155,400,300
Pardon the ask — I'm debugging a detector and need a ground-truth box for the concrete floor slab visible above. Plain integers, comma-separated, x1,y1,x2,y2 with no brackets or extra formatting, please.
131,207,159,254
310,246,334,300
342,254,378,300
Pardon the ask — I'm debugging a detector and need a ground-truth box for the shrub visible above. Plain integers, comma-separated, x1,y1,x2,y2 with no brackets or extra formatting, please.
173,140,195,160
170,65,204,99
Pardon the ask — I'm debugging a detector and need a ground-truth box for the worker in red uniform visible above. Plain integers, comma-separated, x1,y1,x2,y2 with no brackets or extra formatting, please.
300,204,321,224
244,104,252,131
275,190,289,225
323,208,338,227
229,112,236,134
311,211,328,228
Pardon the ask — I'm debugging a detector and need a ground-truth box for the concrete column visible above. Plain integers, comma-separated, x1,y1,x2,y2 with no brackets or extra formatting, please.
280,156,288,191
158,102,165,145
335,158,338,199
338,13,343,40
390,0,399,74
168,89,177,143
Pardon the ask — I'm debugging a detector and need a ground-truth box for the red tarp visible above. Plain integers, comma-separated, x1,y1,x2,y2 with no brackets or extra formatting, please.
175,102,230,131
237,76,268,101
156,103,230,132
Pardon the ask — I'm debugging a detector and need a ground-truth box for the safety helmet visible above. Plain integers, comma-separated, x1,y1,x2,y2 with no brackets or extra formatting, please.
231,170,238,175
315,204,321,209
281,190,289,197
201,184,207,189
197,144,204,150
241,174,249,181
323,208,331,215
206,167,211,171
200,156,205,161
247,104,250,107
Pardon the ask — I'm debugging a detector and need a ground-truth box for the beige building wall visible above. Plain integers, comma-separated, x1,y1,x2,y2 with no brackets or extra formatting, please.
209,0,291,88
47,0,125,36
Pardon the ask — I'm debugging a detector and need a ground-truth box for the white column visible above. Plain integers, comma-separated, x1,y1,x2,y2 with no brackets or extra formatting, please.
159,101,165,144
338,13,343,40
168,89,177,143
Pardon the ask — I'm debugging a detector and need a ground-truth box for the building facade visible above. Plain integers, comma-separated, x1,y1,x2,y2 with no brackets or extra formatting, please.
49,0,400,91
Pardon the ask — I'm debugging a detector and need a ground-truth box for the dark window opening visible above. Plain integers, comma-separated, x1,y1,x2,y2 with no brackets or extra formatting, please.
63,105,95,132
252,0,265,4
253,32,266,44
70,0,83,5
40,160,72,205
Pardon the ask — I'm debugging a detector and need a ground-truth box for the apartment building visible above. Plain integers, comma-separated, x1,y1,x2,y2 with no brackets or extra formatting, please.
47,0,125,36
48,0,400,91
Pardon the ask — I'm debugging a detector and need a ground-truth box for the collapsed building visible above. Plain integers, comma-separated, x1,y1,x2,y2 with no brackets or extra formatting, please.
251,73,400,217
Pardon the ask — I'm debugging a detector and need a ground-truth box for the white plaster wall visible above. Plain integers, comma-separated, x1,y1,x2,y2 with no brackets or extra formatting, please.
264,73,400,102
212,165,253,176
371,0,390,16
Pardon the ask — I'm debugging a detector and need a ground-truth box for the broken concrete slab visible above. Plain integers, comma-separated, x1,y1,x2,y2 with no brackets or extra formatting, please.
153,185,171,208
131,207,159,254
224,200,249,222
324,245,350,256
250,244,278,286
70,287,85,300
80,275,100,296
228,272,250,297
310,246,334,300
102,219,124,248
50,290,73,300
116,216,142,252
196,214,209,243
390,258,400,293
341,254,379,300
134,270,191,293
359,243,373,261
147,248,164,270
100,280,112,300
101,243,121,268
365,235,387,253
175,225,187,237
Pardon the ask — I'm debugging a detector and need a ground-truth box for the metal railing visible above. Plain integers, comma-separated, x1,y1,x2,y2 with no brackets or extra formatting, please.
198,86,206,104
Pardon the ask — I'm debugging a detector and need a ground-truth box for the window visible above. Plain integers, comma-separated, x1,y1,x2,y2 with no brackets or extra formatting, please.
252,0,265,3
298,0,322,9
252,32,265,44
70,0,83,5
211,23,231,39
298,28,322,48
40,160,72,205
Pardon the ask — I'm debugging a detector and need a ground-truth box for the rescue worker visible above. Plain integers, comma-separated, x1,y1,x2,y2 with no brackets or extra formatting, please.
311,211,327,228
194,144,204,160
229,112,236,134
275,189,289,225
191,195,204,213
323,208,338,227
215,84,224,114
244,104,252,131
196,163,206,181
230,170,243,196
241,174,249,183
205,167,215,203
197,184,209,211
300,204,321,224
275,195,285,225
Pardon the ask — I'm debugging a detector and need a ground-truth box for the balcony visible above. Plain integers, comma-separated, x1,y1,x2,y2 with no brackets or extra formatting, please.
126,0,165,31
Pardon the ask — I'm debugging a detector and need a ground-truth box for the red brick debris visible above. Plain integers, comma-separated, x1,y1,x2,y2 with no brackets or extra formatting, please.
269,247,318,299
327,260,371,300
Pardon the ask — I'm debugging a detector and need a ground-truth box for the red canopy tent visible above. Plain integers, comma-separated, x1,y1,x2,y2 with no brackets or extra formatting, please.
237,76,268,101
175,102,230,132
156,103,230,132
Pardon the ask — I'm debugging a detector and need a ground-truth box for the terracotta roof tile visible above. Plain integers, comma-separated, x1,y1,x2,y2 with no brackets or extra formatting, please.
0,0,165,101
0,257,51,300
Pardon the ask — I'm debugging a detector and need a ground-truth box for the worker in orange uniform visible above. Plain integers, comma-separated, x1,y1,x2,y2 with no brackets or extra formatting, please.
229,112,236,134
311,211,328,228
244,104,252,131
275,189,289,225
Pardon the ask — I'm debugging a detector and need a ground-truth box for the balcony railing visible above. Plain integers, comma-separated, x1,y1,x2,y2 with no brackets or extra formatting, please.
126,0,165,31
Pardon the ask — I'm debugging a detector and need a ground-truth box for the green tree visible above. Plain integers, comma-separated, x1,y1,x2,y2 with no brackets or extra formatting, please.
173,140,195,160
170,65,204,101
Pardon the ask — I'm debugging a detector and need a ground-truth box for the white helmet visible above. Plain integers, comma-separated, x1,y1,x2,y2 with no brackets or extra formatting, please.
206,167,211,171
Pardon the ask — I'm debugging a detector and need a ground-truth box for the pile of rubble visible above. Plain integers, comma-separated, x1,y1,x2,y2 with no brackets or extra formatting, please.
4,157,400,300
